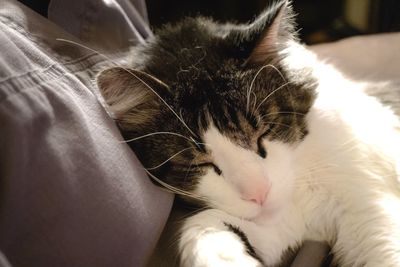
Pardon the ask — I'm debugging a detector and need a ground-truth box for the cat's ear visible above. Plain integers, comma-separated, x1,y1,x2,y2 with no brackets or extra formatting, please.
97,67,169,128
228,0,295,66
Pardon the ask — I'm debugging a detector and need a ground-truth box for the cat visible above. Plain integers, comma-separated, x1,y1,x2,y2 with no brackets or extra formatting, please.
97,0,400,266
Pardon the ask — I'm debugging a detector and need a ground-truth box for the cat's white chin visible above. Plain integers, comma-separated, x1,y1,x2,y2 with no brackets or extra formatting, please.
211,198,263,220
209,196,286,221
255,201,287,221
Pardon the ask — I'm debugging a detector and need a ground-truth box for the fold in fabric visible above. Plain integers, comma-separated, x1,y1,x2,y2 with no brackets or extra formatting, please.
48,0,153,52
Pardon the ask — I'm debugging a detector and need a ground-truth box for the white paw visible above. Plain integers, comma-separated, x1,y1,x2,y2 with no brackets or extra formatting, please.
181,228,263,267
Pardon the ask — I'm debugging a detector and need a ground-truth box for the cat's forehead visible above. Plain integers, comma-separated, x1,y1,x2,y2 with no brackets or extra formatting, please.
205,106,264,147
202,124,251,159
141,17,290,107
142,18,245,83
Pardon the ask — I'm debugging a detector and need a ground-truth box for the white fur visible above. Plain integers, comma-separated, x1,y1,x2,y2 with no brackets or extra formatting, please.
179,43,400,267
195,125,295,219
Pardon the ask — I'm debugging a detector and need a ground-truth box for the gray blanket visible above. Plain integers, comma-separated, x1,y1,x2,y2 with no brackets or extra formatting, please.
0,1,172,266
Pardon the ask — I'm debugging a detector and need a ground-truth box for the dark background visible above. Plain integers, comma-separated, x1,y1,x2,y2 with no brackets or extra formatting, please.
19,0,400,44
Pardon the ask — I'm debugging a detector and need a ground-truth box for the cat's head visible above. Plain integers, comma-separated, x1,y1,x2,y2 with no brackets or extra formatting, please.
98,0,316,219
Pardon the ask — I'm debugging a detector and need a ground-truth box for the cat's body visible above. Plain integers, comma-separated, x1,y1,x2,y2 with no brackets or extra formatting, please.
180,44,400,267
97,1,400,266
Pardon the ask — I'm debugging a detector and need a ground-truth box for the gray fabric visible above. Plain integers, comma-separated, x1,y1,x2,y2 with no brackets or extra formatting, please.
0,1,173,267
48,0,153,52
291,241,331,267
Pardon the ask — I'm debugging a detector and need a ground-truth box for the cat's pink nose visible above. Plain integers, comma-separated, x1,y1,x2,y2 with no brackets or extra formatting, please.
242,188,269,206
249,195,266,205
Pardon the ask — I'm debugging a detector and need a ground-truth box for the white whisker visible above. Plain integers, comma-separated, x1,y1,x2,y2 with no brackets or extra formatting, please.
121,131,196,144
145,147,195,170
56,38,198,138
145,170,206,201
293,172,399,190
255,81,293,113
251,91,258,115
184,153,202,183
246,64,286,114
262,120,298,130
265,111,307,117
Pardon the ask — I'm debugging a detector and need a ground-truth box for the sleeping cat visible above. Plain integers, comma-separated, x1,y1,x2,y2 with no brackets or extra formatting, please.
97,0,400,266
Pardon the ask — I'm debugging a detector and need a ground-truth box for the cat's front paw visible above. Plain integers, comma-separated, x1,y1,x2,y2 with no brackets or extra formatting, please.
180,228,263,267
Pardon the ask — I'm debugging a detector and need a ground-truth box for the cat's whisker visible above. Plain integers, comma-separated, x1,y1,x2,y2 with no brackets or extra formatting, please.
56,38,116,65
255,119,294,141
122,70,198,137
295,160,342,178
292,177,343,190
246,64,286,115
268,126,289,142
191,138,212,149
304,163,339,172
145,147,195,170
293,138,361,171
254,81,293,114
265,111,307,117
184,154,201,183
195,142,211,147
177,205,212,223
293,171,399,189
145,170,206,201
122,131,197,145
56,38,198,138
292,140,365,179
296,167,332,180
261,63,287,82
262,120,299,131
251,91,258,115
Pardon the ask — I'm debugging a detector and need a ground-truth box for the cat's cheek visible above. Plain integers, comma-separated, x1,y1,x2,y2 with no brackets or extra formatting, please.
261,142,296,211
261,183,294,218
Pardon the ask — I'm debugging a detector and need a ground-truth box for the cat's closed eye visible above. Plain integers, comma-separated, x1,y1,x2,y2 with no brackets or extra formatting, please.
257,128,272,159
197,162,222,176
257,143,267,159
